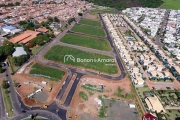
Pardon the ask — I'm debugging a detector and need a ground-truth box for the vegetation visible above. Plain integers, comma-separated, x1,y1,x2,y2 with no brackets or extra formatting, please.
71,25,106,37
79,19,101,27
60,34,110,51
0,2,20,7
79,91,88,101
27,34,53,48
161,0,180,9
90,8,116,14
86,0,164,10
30,63,65,81
11,55,29,66
78,13,83,16
1,80,13,117
82,84,103,92
98,96,106,118
68,18,76,24
44,46,118,74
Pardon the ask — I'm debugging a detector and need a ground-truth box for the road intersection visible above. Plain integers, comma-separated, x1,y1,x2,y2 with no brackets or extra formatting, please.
0,12,126,120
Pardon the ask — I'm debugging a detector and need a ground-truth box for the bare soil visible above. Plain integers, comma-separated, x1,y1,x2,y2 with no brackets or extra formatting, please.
68,75,132,120
12,60,68,107
83,13,100,21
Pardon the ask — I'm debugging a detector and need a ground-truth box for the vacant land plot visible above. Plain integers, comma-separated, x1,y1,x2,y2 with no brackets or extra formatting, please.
71,25,106,37
79,19,101,27
30,63,65,81
90,8,116,14
60,34,110,51
44,46,118,74
161,0,180,9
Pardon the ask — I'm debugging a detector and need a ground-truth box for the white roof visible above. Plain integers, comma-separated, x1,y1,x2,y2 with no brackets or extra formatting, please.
12,47,27,57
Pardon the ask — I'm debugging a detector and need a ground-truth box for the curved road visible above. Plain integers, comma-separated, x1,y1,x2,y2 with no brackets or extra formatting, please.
0,10,126,120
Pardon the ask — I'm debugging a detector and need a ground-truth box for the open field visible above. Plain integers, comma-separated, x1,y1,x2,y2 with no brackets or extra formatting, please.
32,45,45,54
30,63,65,81
60,34,110,51
1,88,14,117
44,46,118,74
79,19,101,27
71,25,106,37
161,0,180,9
90,8,116,14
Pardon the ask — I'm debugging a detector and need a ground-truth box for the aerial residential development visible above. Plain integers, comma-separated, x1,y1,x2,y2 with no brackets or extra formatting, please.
0,0,180,120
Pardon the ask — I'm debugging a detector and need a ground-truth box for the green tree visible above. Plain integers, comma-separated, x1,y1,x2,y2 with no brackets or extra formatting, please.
54,17,60,23
2,80,9,89
15,2,20,6
0,67,4,73
78,13,83,16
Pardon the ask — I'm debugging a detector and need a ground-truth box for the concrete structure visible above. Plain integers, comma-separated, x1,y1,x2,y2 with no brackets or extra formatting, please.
12,47,27,57
145,96,165,113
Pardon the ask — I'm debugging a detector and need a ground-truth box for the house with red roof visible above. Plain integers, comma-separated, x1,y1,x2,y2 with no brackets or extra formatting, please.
142,113,158,120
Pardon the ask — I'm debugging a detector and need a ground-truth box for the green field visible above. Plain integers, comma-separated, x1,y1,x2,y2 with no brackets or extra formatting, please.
90,8,116,14
79,19,101,27
79,91,88,101
71,25,106,37
2,88,14,117
161,0,180,9
60,34,110,51
44,46,118,74
30,63,65,81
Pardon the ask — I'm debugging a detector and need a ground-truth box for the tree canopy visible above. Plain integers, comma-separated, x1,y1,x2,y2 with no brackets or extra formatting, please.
85,0,164,10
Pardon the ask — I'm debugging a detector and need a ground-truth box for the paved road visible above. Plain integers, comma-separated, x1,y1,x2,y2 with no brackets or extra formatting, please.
63,74,83,107
154,10,170,47
4,10,126,120
57,41,116,57
0,87,6,120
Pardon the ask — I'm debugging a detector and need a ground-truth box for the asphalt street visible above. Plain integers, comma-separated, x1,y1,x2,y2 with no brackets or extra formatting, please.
63,74,83,107
0,10,127,120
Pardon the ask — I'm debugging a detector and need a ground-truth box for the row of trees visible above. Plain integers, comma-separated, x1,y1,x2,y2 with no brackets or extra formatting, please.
26,33,54,48
0,2,20,7
85,0,163,10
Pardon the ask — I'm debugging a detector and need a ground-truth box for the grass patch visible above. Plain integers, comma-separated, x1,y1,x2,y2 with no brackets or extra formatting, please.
161,0,180,9
32,45,45,54
79,91,88,101
71,25,106,37
79,19,101,26
1,88,14,117
90,8,116,14
88,91,94,96
60,34,110,51
44,46,118,74
82,84,103,92
24,117,48,120
98,96,106,118
30,63,65,81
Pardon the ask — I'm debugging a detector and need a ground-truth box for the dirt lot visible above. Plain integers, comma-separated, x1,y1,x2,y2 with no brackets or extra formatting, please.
69,75,133,120
12,61,67,106
83,13,100,21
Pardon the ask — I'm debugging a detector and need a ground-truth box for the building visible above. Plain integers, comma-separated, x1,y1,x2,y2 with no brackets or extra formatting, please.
36,27,48,33
12,47,27,57
145,96,165,113
2,25,16,33
9,30,39,44
142,113,158,120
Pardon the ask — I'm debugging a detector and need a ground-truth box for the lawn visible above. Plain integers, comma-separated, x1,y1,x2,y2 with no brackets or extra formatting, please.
90,8,116,14
44,46,118,74
161,0,180,9
79,91,88,101
136,86,150,97
79,19,101,27
30,63,65,81
24,117,48,120
32,45,45,54
2,88,14,117
60,34,110,51
71,25,106,37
